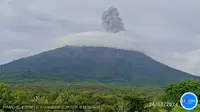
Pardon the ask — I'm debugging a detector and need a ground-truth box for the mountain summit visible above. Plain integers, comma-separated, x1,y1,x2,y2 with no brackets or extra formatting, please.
0,46,199,86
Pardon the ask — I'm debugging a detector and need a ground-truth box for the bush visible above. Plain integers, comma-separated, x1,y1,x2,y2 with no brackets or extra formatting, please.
172,104,200,112
0,83,13,109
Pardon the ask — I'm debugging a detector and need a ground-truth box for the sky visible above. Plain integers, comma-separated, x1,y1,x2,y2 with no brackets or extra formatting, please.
1,0,200,76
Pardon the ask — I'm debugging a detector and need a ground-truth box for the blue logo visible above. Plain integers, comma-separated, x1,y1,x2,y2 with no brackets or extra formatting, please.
180,92,198,110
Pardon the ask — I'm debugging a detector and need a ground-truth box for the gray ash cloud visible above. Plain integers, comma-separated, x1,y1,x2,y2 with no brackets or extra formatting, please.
101,7,125,33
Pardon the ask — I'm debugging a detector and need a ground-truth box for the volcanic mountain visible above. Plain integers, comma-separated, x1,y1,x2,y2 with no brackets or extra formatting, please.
0,46,199,86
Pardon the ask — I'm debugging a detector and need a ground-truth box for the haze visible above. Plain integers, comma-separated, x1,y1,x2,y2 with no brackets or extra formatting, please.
1,0,200,76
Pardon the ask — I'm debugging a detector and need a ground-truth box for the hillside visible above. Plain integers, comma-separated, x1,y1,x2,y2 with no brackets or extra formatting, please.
0,46,199,86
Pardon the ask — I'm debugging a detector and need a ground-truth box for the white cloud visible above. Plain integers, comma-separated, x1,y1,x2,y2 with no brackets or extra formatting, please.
45,31,143,51
44,31,200,76
45,31,161,55
1,0,200,76
0,49,30,59
157,49,200,76
0,49,31,64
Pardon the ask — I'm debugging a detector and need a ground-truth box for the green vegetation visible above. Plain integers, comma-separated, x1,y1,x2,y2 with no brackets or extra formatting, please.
165,80,200,103
0,46,200,111
0,46,199,86
172,105,200,112
0,80,199,112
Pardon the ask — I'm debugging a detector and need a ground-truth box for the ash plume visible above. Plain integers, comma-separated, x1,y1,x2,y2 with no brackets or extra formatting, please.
101,7,125,33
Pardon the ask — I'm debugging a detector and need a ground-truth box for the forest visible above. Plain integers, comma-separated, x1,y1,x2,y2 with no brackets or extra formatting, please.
0,80,200,112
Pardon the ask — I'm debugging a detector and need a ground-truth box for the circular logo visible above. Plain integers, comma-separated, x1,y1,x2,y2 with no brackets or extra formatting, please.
180,92,198,110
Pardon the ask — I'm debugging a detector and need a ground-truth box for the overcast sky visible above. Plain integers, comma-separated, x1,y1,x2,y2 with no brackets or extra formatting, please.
1,0,200,76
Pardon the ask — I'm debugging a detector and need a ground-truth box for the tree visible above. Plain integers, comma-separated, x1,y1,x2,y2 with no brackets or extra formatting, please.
172,104,200,112
164,80,200,112
55,91,75,104
0,83,13,109
164,80,200,102
122,92,151,112
11,89,29,104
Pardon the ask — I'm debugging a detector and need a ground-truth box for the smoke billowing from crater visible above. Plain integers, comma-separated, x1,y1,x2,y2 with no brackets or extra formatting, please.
101,7,125,33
